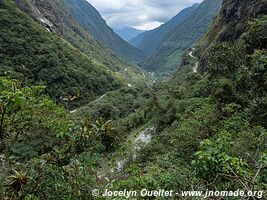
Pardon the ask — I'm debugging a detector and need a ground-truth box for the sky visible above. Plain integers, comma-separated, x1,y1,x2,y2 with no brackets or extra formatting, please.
87,0,203,30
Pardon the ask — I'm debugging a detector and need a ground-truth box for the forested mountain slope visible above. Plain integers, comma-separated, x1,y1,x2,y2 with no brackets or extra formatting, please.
63,0,146,63
129,4,199,57
0,0,125,108
196,0,267,71
145,0,222,78
14,0,149,85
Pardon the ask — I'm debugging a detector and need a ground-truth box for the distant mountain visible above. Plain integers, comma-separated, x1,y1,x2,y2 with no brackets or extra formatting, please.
114,27,144,42
130,4,199,57
144,0,223,77
63,0,146,63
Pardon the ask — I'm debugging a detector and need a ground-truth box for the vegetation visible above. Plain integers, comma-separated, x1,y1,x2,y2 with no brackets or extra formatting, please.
0,0,127,108
15,0,149,85
195,0,266,71
104,16,267,197
0,76,121,199
0,0,266,199
144,0,222,78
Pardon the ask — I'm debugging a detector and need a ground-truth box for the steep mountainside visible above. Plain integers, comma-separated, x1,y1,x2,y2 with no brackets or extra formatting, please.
14,0,149,85
63,0,146,63
130,4,199,57
145,0,222,77
196,0,267,71
114,27,144,42
0,0,125,108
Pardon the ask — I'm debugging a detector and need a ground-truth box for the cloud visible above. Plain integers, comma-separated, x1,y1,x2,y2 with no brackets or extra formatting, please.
87,0,203,30
132,21,163,31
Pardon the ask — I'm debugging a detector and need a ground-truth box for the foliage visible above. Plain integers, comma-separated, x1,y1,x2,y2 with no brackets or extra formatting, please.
193,133,250,182
0,76,121,199
0,76,70,161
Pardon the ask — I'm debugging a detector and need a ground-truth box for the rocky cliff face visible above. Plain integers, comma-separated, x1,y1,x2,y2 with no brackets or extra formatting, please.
14,0,100,49
196,0,267,71
213,0,266,41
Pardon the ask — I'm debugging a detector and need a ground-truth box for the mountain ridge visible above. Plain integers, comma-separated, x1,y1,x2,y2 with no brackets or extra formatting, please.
129,3,199,57
114,27,144,42
63,0,146,63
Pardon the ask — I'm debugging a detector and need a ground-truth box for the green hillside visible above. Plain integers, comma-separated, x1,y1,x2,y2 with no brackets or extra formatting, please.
14,0,150,86
145,0,222,78
0,0,124,108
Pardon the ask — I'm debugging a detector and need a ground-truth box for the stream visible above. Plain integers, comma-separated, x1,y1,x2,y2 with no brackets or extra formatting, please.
110,127,155,174
189,50,199,73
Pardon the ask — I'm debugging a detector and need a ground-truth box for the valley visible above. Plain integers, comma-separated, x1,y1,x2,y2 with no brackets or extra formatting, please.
0,0,266,199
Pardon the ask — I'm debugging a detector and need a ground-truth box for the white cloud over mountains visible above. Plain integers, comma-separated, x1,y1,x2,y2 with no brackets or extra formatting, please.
87,0,203,30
